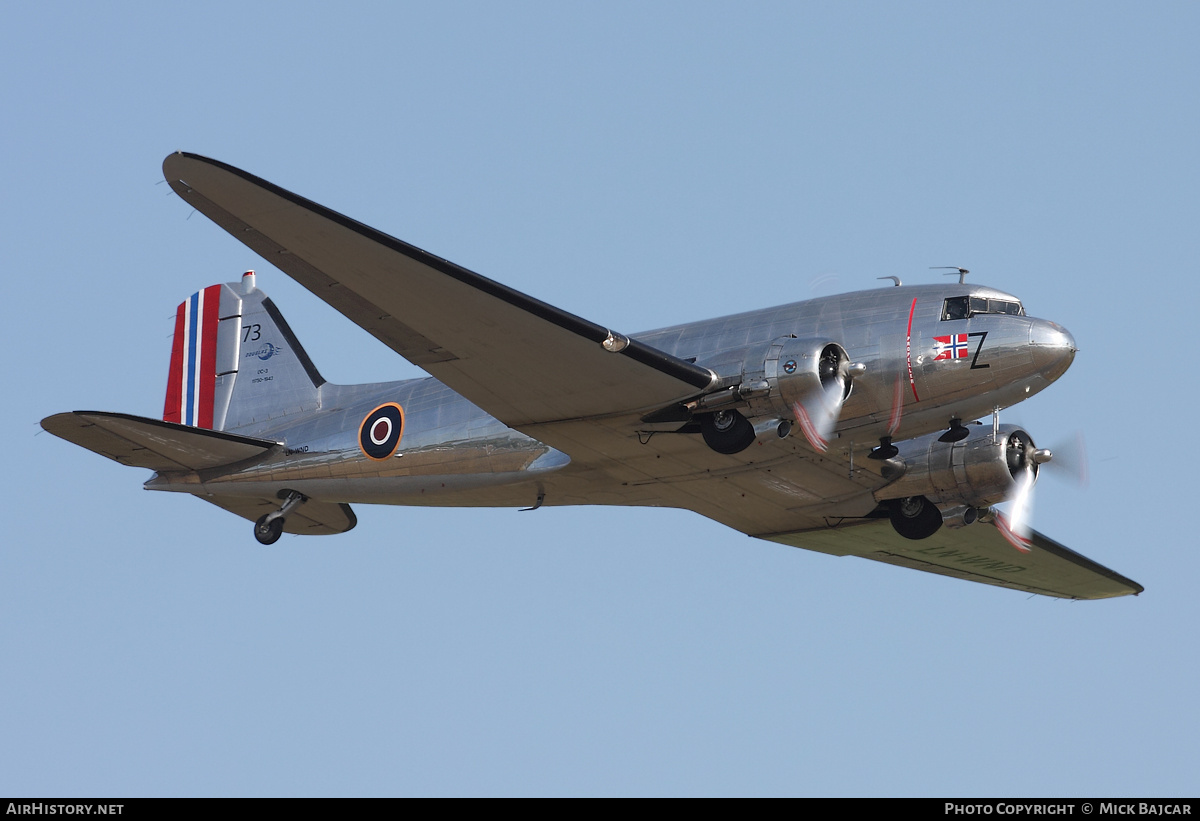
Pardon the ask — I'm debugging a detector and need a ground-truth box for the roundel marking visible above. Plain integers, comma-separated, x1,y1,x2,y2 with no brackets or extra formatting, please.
359,402,405,460
783,359,798,375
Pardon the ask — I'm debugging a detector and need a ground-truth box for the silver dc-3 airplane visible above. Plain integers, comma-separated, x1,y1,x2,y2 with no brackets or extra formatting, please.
42,152,1142,600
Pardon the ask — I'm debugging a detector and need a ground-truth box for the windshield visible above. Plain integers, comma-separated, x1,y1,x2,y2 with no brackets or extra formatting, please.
941,296,1025,320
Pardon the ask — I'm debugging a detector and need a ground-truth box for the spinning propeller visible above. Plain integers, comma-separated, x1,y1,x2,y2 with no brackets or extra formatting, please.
790,344,864,452
992,430,1056,552
779,288,869,453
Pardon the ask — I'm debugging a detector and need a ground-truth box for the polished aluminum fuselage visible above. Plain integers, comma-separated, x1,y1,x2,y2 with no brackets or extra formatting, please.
147,281,1076,511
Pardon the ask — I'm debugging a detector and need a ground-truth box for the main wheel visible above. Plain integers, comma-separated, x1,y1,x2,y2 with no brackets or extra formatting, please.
254,514,285,545
700,409,757,455
888,496,943,540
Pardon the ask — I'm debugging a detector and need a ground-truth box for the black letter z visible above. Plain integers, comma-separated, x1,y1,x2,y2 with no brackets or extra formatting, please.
968,332,989,369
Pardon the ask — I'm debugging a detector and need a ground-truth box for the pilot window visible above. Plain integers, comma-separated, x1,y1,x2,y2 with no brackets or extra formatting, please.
941,296,1025,320
942,297,969,320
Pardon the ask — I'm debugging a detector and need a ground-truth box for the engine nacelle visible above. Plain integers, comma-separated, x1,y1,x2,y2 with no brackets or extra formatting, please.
874,424,1041,509
694,337,853,416
684,336,862,453
765,337,852,418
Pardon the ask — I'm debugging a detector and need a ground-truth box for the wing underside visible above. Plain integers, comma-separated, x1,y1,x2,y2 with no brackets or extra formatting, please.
763,519,1142,600
162,152,716,429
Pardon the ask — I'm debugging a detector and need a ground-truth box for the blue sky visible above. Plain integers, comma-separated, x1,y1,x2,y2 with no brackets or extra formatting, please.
3,2,1197,796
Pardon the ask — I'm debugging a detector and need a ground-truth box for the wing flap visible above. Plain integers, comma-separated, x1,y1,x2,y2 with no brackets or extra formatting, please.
761,519,1141,600
42,411,278,472
163,152,716,426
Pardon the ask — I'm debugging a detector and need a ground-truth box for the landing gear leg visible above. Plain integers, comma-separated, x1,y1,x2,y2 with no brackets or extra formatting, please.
254,490,307,545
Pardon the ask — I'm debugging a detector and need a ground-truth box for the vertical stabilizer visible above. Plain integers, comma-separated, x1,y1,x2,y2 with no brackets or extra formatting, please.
164,271,325,433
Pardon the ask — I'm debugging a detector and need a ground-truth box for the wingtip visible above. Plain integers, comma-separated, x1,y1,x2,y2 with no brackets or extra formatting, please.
162,151,183,178
163,150,207,178
39,410,86,433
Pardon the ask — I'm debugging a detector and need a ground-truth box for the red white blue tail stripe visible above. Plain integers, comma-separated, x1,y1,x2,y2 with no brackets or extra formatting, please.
164,285,222,428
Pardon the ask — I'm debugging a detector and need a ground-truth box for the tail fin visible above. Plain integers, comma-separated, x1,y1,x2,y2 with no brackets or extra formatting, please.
163,271,325,433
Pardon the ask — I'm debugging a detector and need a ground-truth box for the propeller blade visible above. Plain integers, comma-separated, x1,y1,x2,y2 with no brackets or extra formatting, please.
883,295,920,437
778,297,861,454
792,375,845,452
994,466,1035,552
887,372,905,435
1045,431,1089,488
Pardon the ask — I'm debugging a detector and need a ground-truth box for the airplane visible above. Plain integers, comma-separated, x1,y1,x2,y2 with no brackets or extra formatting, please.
40,152,1143,601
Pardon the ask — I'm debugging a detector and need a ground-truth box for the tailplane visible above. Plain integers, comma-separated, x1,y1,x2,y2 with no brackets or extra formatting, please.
163,271,324,432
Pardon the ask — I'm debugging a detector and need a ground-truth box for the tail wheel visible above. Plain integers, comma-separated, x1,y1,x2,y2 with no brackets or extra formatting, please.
888,496,943,540
254,514,284,545
700,409,756,454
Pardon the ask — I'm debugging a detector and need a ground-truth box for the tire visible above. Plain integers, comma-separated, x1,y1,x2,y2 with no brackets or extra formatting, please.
254,514,285,545
700,409,756,455
888,496,943,540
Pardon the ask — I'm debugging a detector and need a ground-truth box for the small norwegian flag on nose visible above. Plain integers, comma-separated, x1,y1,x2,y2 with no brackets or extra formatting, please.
933,333,970,361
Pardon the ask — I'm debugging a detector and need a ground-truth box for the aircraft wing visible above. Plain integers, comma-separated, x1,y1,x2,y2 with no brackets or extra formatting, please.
762,519,1143,600
162,153,716,428
42,411,279,472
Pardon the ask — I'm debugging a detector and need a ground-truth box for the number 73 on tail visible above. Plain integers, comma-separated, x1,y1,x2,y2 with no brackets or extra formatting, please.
42,153,1142,600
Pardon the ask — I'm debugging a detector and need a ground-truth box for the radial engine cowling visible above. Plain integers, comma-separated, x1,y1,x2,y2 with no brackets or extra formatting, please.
684,336,862,453
874,424,1042,509
739,337,858,451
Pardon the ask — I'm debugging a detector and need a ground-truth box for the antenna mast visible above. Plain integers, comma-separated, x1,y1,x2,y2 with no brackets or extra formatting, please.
931,266,970,284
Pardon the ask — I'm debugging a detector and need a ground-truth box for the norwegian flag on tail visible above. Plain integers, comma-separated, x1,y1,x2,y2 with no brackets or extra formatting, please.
933,333,969,361
164,285,223,428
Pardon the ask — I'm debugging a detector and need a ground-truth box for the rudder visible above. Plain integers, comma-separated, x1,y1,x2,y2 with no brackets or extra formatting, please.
164,283,237,428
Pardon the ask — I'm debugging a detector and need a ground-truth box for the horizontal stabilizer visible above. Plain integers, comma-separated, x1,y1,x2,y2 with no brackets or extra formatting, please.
763,519,1142,600
197,494,356,536
41,411,279,472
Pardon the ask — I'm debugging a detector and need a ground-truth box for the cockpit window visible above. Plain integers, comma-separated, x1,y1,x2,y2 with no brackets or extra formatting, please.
942,297,969,320
942,296,1025,320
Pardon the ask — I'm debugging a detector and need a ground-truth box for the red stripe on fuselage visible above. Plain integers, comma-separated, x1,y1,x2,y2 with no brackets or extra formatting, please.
905,297,920,402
